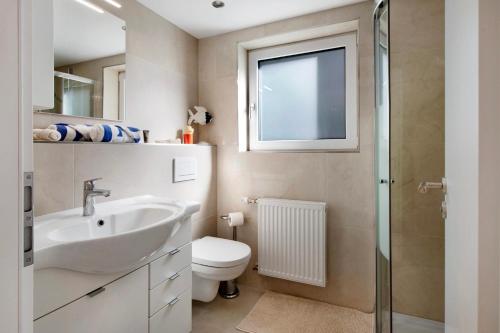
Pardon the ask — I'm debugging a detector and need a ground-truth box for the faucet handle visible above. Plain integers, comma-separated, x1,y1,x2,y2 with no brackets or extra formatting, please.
84,178,103,189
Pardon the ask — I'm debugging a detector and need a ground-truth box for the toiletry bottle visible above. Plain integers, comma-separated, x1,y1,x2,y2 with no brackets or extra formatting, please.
183,125,194,144
142,130,150,143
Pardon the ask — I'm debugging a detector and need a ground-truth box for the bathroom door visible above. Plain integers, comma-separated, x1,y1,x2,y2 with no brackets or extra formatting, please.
0,0,34,332
21,0,35,330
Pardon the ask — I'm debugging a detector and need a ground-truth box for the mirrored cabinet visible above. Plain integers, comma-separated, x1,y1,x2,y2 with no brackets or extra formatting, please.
33,0,126,121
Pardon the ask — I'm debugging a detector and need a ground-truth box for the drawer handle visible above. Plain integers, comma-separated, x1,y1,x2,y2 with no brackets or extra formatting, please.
86,287,105,298
167,297,180,307
168,248,180,256
169,272,181,281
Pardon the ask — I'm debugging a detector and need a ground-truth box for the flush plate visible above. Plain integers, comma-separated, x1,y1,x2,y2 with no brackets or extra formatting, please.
173,157,197,183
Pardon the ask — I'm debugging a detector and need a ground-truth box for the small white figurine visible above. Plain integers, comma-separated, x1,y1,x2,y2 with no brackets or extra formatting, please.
188,106,213,126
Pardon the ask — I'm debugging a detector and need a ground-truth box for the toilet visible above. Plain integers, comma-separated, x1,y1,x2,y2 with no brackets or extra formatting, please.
191,236,251,302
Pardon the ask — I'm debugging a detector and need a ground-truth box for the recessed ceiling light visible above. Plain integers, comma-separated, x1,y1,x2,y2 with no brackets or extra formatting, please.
104,0,122,8
211,1,225,8
74,0,104,13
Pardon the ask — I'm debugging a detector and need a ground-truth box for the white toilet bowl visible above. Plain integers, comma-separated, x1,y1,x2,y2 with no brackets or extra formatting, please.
192,236,251,302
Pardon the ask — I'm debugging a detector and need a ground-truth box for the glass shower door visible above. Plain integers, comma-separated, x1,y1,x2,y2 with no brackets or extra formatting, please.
374,1,391,332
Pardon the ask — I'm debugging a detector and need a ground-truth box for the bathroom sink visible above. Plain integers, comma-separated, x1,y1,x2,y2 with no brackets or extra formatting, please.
34,195,199,274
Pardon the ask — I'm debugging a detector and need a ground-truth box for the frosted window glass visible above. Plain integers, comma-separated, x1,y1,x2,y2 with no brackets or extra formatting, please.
258,48,346,141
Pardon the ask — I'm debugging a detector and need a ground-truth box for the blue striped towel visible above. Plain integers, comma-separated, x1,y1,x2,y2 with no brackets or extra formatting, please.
48,123,92,142
89,124,142,143
47,123,142,143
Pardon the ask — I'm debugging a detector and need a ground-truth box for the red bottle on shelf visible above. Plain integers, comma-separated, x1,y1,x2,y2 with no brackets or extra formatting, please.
183,125,194,144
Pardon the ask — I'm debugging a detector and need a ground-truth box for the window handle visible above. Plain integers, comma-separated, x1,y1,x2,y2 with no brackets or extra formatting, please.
249,103,256,119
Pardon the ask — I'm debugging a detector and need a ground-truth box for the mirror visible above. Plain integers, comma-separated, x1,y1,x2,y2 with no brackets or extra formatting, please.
38,0,126,120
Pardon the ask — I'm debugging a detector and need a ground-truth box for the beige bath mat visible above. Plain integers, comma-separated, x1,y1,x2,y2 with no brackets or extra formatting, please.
236,291,374,333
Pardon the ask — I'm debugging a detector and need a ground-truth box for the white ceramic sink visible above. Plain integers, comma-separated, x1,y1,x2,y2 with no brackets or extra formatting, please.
34,195,199,274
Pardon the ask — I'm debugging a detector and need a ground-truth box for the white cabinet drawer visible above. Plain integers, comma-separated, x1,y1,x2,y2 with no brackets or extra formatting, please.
149,289,192,333
149,243,191,289
34,266,148,333
150,266,192,316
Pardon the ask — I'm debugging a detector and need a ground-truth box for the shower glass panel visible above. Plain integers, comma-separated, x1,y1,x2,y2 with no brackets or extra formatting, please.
375,0,445,332
50,71,96,118
389,0,445,331
374,1,391,333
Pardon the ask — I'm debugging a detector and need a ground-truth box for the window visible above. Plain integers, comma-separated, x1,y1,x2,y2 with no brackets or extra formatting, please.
248,33,358,151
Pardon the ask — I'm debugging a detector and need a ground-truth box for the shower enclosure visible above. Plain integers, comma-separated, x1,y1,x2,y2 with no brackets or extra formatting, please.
374,0,445,332
374,1,391,332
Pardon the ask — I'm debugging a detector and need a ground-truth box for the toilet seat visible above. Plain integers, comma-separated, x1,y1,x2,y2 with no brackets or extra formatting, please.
192,236,251,268
192,262,248,281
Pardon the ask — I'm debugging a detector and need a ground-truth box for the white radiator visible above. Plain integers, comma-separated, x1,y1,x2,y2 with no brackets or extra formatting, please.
257,198,327,287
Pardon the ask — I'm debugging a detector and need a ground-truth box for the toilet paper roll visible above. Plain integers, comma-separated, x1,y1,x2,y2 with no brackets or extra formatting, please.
228,212,244,227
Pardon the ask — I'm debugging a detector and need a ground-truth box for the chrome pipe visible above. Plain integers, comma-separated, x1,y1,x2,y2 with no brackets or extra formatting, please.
242,197,259,204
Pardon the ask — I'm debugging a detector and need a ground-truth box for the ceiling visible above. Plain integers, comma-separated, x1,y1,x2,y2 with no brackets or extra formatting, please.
137,0,367,39
54,0,126,67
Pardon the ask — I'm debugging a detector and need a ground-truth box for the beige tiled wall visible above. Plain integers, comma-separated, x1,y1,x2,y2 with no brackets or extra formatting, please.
34,0,198,142
198,2,376,313
33,143,217,240
390,0,445,322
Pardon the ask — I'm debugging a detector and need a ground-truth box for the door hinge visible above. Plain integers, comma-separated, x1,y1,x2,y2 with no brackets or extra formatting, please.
24,172,34,267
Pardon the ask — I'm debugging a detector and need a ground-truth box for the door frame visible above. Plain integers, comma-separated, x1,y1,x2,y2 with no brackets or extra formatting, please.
445,0,500,332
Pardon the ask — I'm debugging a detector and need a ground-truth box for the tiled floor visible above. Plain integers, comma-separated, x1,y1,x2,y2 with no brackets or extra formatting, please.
393,313,444,333
192,285,375,333
192,284,263,333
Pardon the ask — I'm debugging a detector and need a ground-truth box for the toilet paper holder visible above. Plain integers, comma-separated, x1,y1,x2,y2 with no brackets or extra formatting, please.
220,215,237,241
218,214,245,300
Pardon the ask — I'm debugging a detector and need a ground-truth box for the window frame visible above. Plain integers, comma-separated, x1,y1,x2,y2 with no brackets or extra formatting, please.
248,32,359,151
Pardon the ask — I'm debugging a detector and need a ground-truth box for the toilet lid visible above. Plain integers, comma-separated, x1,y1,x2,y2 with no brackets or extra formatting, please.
192,236,251,268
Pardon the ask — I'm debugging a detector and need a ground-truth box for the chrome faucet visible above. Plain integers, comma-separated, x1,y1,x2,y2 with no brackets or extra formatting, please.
83,178,111,216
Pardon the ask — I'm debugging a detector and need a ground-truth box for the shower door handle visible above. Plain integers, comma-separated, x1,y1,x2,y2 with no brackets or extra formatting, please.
418,178,448,219
379,179,395,184
417,178,447,194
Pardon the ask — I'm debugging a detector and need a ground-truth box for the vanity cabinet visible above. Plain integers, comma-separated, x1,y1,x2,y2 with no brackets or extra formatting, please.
34,241,193,333
34,266,149,333
32,0,54,109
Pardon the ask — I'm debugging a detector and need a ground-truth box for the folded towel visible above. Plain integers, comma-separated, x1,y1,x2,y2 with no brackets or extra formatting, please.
47,123,92,142
89,124,142,143
33,129,62,141
41,123,142,143
120,126,142,143
71,124,92,141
